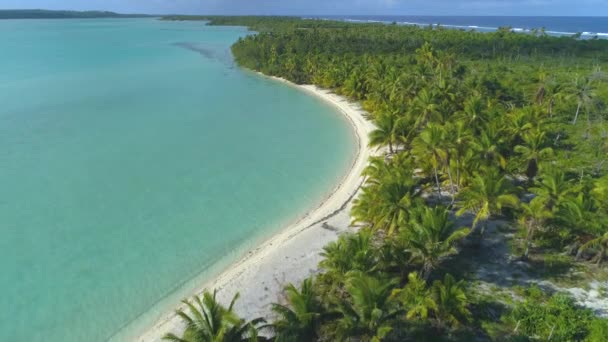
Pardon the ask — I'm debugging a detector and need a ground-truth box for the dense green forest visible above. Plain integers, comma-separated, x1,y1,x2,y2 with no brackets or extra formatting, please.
162,16,608,341
0,9,152,19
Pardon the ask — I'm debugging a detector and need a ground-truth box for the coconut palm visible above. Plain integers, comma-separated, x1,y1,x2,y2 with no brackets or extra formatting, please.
568,76,595,125
458,93,488,128
361,156,391,184
411,88,440,129
531,168,580,213
453,148,480,192
163,290,266,342
518,196,553,259
412,123,448,196
431,274,471,329
336,272,400,341
343,67,369,99
444,120,473,190
514,130,554,180
352,167,422,235
471,124,507,169
533,69,549,105
391,272,437,320
577,231,608,265
406,206,470,280
369,111,399,153
506,107,535,143
361,152,414,186
270,278,327,342
557,192,605,235
377,235,413,280
592,175,608,210
456,168,519,237
543,78,568,118
319,229,377,279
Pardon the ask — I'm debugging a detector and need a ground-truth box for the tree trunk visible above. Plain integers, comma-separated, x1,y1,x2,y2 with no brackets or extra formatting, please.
388,140,394,154
526,159,538,181
433,166,442,198
548,324,556,340
456,158,461,189
421,263,433,281
597,249,605,266
523,225,534,260
446,164,456,203
572,102,581,124
513,320,521,333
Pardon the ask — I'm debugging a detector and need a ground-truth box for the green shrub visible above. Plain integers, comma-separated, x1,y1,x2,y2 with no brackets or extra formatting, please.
586,318,608,342
506,286,595,340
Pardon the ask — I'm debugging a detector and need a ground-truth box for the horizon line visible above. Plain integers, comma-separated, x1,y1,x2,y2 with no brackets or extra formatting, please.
1,9,607,18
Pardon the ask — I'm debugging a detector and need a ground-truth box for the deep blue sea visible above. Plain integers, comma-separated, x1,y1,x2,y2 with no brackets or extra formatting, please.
308,16,608,38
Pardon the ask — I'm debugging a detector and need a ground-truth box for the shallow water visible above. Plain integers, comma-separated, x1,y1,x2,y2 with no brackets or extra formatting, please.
0,18,356,341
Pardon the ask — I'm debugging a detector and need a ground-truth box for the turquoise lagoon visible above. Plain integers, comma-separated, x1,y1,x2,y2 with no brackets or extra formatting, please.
0,19,356,341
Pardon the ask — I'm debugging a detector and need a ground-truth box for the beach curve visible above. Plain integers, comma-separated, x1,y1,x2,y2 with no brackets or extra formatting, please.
134,76,376,342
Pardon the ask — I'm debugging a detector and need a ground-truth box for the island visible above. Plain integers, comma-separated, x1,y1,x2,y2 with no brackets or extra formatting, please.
0,9,152,19
155,16,608,341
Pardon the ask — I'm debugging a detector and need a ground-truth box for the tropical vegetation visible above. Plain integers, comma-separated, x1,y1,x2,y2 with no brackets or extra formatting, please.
162,16,608,341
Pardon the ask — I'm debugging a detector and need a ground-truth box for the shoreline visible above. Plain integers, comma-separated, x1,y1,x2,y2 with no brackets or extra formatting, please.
135,76,375,341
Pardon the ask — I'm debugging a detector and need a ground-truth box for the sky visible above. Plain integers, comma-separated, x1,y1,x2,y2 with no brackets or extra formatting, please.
2,0,607,16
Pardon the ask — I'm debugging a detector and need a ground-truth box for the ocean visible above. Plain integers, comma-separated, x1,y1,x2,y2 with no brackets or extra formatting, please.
0,18,356,341
308,15,608,38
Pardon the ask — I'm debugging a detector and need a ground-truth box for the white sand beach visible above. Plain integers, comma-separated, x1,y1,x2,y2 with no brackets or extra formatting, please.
136,79,376,341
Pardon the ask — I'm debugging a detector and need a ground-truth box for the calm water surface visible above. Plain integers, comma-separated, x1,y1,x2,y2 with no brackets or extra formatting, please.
0,18,356,341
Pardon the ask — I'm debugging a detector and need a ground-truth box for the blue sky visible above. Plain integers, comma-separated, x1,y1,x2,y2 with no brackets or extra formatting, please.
2,0,607,16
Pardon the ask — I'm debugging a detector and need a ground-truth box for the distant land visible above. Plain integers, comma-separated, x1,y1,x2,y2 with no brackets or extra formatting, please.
0,9,154,19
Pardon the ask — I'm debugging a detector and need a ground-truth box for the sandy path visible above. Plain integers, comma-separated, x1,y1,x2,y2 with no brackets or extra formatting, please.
134,79,375,341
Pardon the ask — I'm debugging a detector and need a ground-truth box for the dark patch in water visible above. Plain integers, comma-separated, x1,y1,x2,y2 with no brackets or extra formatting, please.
172,42,234,66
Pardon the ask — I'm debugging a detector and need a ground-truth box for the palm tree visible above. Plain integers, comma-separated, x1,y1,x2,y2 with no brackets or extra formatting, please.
352,165,421,235
361,152,413,186
223,322,267,342
456,169,519,238
592,175,608,210
533,70,549,105
531,168,579,213
406,206,470,280
369,111,399,153
412,123,448,197
343,67,369,100
444,120,473,190
557,192,604,236
568,76,595,125
377,236,413,280
411,88,440,130
337,272,400,341
270,278,327,342
514,130,554,180
458,93,488,128
391,272,437,320
505,107,535,143
319,229,377,279
542,78,568,118
518,197,553,259
471,124,507,169
431,274,471,329
163,290,266,342
577,232,608,265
